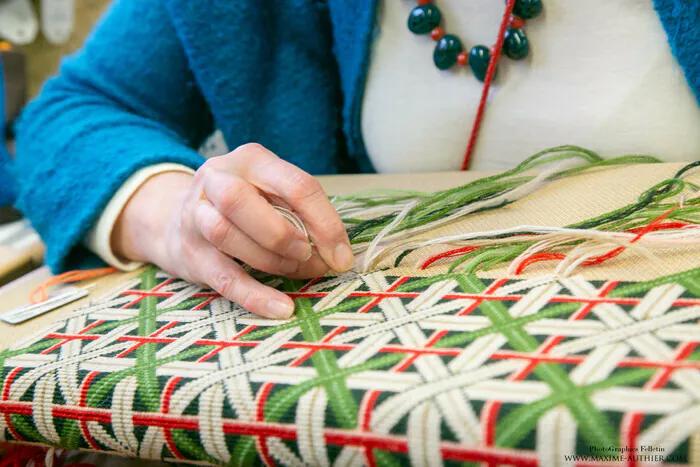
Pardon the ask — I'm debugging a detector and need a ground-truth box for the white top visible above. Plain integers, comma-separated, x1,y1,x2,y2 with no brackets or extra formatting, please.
86,0,700,269
361,0,700,172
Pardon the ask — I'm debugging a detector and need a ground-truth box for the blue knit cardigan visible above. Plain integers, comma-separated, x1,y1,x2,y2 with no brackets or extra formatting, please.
5,0,700,272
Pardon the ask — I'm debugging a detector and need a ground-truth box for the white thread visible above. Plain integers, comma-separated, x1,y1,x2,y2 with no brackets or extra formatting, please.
366,225,700,273
360,201,417,273
274,206,308,239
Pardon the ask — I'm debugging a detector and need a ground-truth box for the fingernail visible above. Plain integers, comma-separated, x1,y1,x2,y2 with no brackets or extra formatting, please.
279,258,300,274
333,242,354,272
286,239,312,262
267,300,294,319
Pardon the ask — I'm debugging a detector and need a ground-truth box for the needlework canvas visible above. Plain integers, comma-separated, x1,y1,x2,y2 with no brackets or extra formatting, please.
0,265,699,466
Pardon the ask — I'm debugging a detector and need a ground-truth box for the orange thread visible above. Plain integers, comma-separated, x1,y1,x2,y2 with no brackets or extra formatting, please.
420,245,483,270
29,267,118,304
514,252,566,275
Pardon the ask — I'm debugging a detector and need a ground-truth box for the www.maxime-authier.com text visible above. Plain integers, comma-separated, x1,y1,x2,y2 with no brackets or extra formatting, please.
563,446,687,463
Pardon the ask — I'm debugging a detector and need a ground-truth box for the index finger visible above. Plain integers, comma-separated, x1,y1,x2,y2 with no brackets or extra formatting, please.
233,144,354,272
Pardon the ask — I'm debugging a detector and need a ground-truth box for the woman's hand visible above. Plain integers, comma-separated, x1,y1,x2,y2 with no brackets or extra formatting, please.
112,143,354,319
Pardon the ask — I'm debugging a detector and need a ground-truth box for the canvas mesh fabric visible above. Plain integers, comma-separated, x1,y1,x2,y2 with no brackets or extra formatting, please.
0,266,698,466
343,162,700,281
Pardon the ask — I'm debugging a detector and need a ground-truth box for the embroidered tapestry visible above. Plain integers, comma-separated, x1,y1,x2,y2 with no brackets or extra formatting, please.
1,265,699,465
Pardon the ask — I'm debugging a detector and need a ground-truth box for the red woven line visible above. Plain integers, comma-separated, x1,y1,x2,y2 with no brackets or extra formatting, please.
298,277,322,293
161,376,184,460
323,429,538,466
2,367,24,442
647,343,698,388
122,291,219,298
617,356,700,370
265,342,466,357
119,277,175,309
197,325,261,362
2,368,19,403
436,442,536,466
147,320,180,336
45,325,264,351
0,399,537,464
623,341,698,467
114,320,180,359
192,324,262,361
43,284,700,348
359,277,411,313
41,319,118,354
483,281,618,451
121,296,146,309
545,296,699,307
78,372,100,451
420,246,482,270
197,346,225,362
36,334,486,358
46,334,100,341
0,401,31,415
255,383,276,467
359,390,381,467
52,406,111,424
490,351,700,370
154,278,175,290
461,0,516,170
41,340,71,355
233,325,258,340
78,320,105,334
288,290,700,307
192,296,216,311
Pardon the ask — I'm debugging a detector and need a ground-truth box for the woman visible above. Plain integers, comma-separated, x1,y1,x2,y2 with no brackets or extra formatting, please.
13,0,700,319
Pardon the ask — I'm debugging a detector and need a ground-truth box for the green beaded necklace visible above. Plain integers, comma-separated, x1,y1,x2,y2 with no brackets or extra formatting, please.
407,0,543,81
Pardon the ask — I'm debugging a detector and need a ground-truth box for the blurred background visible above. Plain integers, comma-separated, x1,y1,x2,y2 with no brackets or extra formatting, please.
1,0,110,285
2,0,108,97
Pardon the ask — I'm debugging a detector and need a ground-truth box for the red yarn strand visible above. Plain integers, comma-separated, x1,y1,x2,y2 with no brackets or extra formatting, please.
515,207,685,274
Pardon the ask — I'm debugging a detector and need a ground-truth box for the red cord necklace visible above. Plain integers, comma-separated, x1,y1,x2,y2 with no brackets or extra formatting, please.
407,0,544,170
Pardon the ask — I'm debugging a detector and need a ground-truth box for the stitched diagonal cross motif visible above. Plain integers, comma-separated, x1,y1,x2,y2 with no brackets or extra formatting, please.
0,266,698,466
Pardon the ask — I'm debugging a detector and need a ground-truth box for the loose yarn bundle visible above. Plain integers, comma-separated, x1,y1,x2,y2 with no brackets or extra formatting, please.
327,146,699,276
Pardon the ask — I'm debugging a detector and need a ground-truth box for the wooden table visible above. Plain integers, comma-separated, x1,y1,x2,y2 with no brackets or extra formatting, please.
1,163,697,350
